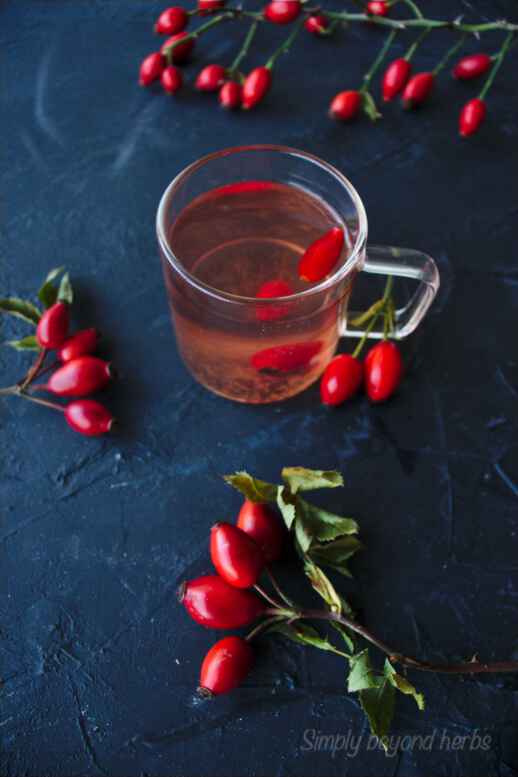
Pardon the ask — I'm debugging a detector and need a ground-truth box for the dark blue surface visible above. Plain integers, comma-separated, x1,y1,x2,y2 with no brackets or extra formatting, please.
2,1,518,775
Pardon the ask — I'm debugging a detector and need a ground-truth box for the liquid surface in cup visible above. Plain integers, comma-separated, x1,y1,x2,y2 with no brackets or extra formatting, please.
163,181,354,403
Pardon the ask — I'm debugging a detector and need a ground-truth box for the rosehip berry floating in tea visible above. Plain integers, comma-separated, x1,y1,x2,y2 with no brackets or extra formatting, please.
179,575,265,628
242,67,272,110
57,328,98,362
36,301,70,349
251,342,322,372
364,341,403,402
329,90,361,121
382,58,411,101
459,98,486,137
210,523,265,588
195,64,227,92
161,32,194,64
298,226,344,282
402,72,434,109
237,501,284,563
64,400,114,436
46,356,112,397
139,52,165,86
198,0,225,14
256,279,293,322
320,354,363,407
366,0,389,16
453,53,491,80
304,14,329,36
219,80,242,109
199,636,254,697
161,65,183,94
263,0,301,25
154,6,188,35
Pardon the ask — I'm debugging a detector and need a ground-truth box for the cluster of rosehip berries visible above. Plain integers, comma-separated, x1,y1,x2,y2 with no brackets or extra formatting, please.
179,499,285,695
34,301,115,436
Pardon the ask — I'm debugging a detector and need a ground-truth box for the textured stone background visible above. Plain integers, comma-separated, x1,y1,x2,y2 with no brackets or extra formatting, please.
1,1,518,775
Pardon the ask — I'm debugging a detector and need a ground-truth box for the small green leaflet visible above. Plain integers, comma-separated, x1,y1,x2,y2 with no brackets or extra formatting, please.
330,621,355,654
384,659,425,711
276,485,297,529
57,272,73,304
308,535,363,577
362,90,382,122
270,621,350,658
359,681,396,749
281,467,343,494
5,335,40,351
223,471,277,503
296,499,358,544
304,559,342,614
347,649,379,692
0,297,41,325
37,266,64,309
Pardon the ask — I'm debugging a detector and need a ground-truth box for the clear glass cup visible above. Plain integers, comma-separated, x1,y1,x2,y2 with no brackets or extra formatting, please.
157,145,439,404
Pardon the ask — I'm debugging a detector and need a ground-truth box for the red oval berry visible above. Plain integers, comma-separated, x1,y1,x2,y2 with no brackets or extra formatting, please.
199,637,254,697
402,72,434,109
46,356,112,397
237,501,284,563
453,53,491,80
57,328,98,362
139,52,165,86
210,523,264,589
251,341,321,372
382,58,411,101
256,279,293,322
320,354,363,406
366,0,389,16
155,6,188,35
459,98,486,137
161,65,183,94
198,0,225,14
219,80,242,109
195,64,226,92
179,575,265,629
329,90,361,121
364,341,403,402
263,0,301,24
36,302,70,349
298,226,344,283
304,14,329,35
64,400,114,436
242,67,272,110
161,32,194,64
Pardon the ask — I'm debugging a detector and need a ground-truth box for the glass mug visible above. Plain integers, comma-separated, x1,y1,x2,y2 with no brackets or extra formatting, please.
157,145,439,404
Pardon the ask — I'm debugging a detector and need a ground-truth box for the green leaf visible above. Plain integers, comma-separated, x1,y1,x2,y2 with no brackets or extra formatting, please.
330,621,355,654
359,681,395,748
57,272,73,304
362,90,382,122
0,297,41,325
347,649,379,692
276,485,297,529
270,622,349,657
223,471,277,503
5,335,41,351
297,499,358,544
282,467,343,494
38,266,64,308
384,660,425,711
304,559,342,614
308,536,363,577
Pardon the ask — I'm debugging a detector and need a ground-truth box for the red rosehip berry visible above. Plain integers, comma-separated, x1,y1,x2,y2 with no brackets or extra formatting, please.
251,341,322,372
366,0,389,16
256,279,293,322
453,53,491,80
36,301,70,349
210,523,265,589
320,354,363,406
161,32,194,64
161,65,183,94
263,0,301,24
57,328,98,362
179,575,265,629
304,14,329,36
459,98,486,137
195,64,226,92
198,637,254,697
64,400,114,436
219,80,242,109
364,340,403,402
401,72,434,109
242,67,272,110
139,52,165,86
46,356,112,397
237,501,284,563
329,90,361,121
382,58,411,101
155,6,188,35
198,0,225,14
298,226,344,283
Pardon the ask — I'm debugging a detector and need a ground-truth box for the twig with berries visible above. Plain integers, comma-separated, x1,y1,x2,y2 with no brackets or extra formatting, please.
0,269,115,436
138,0,516,136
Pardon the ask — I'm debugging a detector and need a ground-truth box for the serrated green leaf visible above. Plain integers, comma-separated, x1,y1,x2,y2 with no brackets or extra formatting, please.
5,335,41,351
223,472,277,503
270,621,349,656
347,649,379,692
282,467,343,494
295,517,312,553
362,90,382,122
276,485,297,529
359,681,395,748
57,272,73,304
297,499,358,544
384,660,425,711
0,297,41,325
304,559,342,614
308,536,363,577
38,266,64,309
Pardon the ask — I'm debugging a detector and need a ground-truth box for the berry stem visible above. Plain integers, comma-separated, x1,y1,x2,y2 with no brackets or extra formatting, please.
229,20,259,75
325,13,518,33
18,391,64,413
361,29,398,92
351,275,393,358
479,30,514,100
433,32,467,75
396,0,423,20
162,12,233,62
265,18,305,69
404,26,431,61
245,615,284,642
254,583,285,609
19,347,47,391
265,567,296,608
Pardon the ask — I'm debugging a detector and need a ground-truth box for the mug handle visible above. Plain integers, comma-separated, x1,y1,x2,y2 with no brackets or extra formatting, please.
341,245,440,340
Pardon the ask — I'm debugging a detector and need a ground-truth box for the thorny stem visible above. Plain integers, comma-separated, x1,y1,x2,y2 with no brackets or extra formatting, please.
433,33,467,75
362,29,398,92
266,18,304,69
325,13,518,33
229,20,259,75
479,31,514,100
